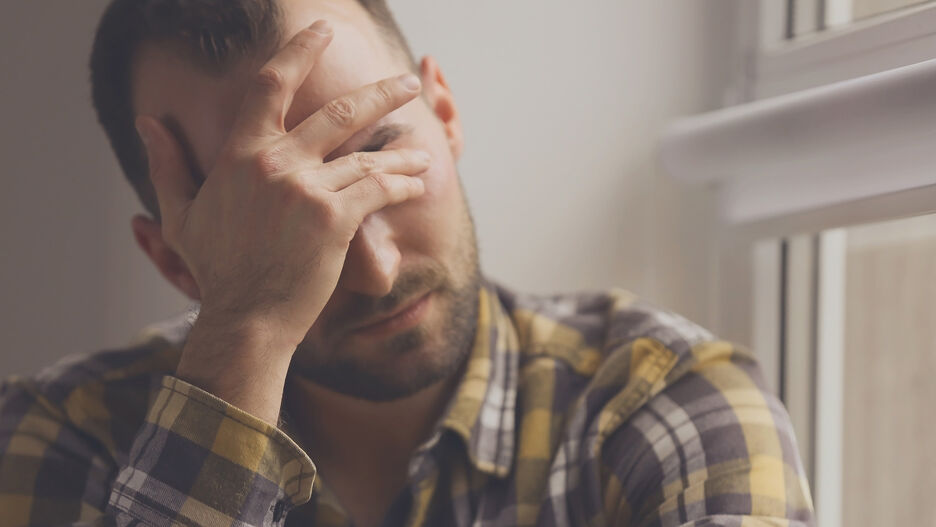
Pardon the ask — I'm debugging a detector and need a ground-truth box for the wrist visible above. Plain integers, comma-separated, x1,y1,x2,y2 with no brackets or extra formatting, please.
175,309,300,425
194,301,311,349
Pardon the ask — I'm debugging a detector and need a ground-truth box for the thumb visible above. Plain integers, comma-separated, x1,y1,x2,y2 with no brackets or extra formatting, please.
135,115,197,222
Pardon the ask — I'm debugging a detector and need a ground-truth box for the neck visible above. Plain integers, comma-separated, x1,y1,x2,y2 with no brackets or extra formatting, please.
284,371,460,469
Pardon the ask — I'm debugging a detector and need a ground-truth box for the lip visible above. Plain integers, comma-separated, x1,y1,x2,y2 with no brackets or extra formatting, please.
349,292,433,338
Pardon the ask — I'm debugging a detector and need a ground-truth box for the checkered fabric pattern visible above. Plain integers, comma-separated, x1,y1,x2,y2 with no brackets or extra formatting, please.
0,278,814,526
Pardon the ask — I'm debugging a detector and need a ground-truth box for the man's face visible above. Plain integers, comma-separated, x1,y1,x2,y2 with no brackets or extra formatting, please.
132,0,481,401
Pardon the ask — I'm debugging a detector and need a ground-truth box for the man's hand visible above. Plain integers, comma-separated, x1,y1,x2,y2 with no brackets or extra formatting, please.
134,20,429,424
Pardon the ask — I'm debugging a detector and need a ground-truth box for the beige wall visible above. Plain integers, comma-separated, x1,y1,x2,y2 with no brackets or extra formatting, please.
0,1,737,376
0,2,193,376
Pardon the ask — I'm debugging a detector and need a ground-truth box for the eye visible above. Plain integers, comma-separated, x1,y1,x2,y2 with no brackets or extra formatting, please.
359,139,389,153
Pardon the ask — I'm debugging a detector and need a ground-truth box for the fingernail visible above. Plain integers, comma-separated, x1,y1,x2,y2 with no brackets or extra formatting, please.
398,73,421,92
309,20,332,35
416,151,431,164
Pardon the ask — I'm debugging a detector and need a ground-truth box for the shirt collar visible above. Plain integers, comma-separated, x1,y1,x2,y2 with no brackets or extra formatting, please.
439,278,520,478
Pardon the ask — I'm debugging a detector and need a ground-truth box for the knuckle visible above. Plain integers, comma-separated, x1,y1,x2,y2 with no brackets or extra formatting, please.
368,173,393,193
275,174,306,195
374,80,396,106
250,147,289,177
254,66,287,93
351,152,377,174
322,97,356,128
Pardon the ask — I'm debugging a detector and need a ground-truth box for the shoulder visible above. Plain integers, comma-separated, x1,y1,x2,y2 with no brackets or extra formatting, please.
496,281,775,432
494,284,811,522
0,311,192,461
494,282,724,387
494,280,781,461
495,280,756,439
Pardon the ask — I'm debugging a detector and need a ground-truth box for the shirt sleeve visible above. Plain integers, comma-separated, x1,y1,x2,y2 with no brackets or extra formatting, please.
0,375,316,527
599,341,815,526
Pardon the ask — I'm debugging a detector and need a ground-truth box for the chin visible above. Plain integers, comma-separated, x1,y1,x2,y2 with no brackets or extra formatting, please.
306,326,469,401
292,268,481,401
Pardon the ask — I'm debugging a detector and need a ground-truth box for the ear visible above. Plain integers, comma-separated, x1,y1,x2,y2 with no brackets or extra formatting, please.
131,214,201,302
419,56,464,161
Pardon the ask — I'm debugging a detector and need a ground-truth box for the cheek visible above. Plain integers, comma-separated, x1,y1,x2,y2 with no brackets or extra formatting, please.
393,158,465,253
415,130,466,218
393,109,467,251
416,130,461,199
420,158,459,200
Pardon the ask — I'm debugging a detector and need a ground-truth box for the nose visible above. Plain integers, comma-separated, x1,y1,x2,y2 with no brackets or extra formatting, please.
338,214,401,297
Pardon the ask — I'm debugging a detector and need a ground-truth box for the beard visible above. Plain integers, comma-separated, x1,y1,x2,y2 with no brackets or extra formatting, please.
288,199,482,402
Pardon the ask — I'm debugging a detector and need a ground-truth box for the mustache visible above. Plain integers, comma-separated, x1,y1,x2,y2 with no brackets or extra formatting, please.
323,265,447,335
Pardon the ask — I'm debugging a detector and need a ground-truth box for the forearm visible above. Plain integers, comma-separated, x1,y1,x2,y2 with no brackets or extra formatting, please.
107,376,316,526
0,372,315,527
175,309,300,426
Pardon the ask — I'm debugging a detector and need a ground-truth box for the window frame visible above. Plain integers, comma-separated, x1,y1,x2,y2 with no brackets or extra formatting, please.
747,1,936,99
663,4,936,526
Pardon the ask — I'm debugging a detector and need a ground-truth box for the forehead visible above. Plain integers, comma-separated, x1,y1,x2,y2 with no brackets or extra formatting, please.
131,0,409,173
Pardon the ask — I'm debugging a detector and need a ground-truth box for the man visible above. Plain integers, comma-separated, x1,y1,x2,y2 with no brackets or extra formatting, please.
0,0,814,525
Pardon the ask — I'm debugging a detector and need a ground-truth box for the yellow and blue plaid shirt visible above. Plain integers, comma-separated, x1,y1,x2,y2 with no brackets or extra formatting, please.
0,279,814,526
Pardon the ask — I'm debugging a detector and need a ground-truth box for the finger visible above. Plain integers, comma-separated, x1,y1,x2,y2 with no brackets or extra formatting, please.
230,20,333,139
316,149,430,191
338,173,425,221
290,73,422,158
135,115,197,223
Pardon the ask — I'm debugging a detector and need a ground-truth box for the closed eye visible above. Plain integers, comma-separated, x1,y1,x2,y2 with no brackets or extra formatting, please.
358,124,409,153
360,139,389,153
324,123,413,162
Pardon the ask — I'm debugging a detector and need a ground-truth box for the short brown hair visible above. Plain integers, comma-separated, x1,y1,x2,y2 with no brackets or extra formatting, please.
90,0,415,218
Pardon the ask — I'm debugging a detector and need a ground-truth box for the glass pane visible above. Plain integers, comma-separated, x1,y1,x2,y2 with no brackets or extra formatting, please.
839,213,936,525
793,0,821,37
789,0,936,38
850,0,933,22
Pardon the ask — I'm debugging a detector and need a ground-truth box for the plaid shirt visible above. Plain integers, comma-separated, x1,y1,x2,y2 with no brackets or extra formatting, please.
0,279,814,526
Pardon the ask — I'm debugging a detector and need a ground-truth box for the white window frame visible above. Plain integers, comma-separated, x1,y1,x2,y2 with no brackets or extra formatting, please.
752,1,936,99
662,3,936,526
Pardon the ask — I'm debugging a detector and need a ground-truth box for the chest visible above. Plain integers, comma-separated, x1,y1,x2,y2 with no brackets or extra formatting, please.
283,436,580,527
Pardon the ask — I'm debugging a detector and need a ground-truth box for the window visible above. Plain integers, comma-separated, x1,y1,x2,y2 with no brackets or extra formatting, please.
662,2,936,525
847,0,934,21
788,0,936,38
751,213,936,526
749,0,936,98
838,214,936,525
